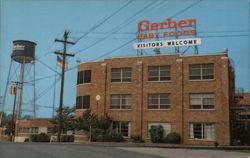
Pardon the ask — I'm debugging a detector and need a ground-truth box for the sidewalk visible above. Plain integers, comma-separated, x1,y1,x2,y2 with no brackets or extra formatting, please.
76,141,250,151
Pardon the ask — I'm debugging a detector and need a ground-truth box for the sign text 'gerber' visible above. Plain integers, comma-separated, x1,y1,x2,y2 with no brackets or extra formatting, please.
137,18,196,39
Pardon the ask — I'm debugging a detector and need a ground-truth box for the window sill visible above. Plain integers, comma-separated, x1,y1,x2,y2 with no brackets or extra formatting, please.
188,79,215,82
189,138,215,142
76,109,89,111
147,81,172,83
147,109,172,111
77,83,92,86
189,109,215,112
109,109,132,111
111,82,132,84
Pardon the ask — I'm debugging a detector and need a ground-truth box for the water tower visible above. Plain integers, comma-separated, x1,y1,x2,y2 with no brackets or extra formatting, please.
1,40,37,120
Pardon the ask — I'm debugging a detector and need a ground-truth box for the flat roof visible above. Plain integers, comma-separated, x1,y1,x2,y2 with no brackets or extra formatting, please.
78,51,228,66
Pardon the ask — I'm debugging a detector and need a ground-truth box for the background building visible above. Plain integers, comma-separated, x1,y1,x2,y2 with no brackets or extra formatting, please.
76,51,234,145
231,92,250,145
16,118,53,141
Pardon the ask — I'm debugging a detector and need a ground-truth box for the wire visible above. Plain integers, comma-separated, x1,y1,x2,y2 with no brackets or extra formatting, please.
199,34,249,38
26,74,56,83
171,0,203,19
74,0,163,54
67,38,136,72
74,0,134,44
36,59,60,75
35,75,61,101
92,38,136,61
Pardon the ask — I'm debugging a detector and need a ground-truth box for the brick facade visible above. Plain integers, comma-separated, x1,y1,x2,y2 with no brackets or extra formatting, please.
76,52,234,145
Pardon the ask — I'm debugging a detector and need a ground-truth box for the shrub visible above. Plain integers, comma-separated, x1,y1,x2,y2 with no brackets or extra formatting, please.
165,132,181,144
92,128,105,142
92,129,125,142
149,125,164,143
131,136,144,143
31,133,49,142
24,138,29,142
111,132,125,142
61,135,74,142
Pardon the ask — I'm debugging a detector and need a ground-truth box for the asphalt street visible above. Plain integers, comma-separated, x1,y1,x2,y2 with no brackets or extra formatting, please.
0,142,249,158
0,142,163,158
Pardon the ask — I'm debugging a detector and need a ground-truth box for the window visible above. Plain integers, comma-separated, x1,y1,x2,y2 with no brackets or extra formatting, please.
148,123,171,137
20,128,30,133
110,94,131,109
189,64,214,80
148,93,171,109
77,70,91,84
47,127,53,133
112,121,130,137
76,95,90,109
148,65,171,81
190,123,215,140
189,93,215,109
111,67,132,82
31,127,39,134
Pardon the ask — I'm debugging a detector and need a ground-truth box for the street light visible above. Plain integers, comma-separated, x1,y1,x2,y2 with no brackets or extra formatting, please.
95,95,101,116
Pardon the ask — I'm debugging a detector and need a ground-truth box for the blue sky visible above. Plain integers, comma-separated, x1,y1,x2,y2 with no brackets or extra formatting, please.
0,0,249,118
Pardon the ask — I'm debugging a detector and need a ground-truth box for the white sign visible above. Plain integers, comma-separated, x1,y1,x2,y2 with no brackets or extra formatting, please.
13,44,25,51
133,38,201,49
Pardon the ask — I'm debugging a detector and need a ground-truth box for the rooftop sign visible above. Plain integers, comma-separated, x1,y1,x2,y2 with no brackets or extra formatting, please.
134,18,201,49
134,38,201,49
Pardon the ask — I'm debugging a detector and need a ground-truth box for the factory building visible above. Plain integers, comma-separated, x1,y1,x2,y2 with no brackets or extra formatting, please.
76,51,235,145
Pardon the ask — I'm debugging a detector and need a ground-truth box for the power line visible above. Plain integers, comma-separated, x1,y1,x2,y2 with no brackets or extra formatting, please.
199,34,249,38
92,38,136,61
74,0,163,54
74,0,134,44
36,58,60,75
171,0,203,19
67,38,136,72
67,0,203,70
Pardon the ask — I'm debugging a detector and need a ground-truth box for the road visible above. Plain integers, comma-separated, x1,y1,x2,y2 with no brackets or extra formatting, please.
0,142,163,158
0,142,249,158
119,147,250,158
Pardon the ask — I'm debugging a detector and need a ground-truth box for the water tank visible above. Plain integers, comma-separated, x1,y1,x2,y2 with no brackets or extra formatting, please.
11,40,36,64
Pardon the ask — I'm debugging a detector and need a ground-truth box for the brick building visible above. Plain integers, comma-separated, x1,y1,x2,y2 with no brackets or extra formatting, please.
231,92,250,145
16,118,53,141
76,51,235,145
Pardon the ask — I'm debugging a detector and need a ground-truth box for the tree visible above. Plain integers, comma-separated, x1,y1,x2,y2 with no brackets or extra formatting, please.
75,110,98,142
96,114,112,131
0,112,13,135
51,106,75,134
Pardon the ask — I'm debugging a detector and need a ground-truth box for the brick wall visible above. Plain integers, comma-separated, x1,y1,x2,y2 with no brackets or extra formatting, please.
76,53,233,145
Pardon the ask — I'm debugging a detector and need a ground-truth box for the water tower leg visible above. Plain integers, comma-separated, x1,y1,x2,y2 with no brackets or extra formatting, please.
0,60,13,126
17,63,25,119
33,61,36,118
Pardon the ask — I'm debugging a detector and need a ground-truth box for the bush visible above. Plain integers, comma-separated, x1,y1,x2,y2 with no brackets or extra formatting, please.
92,129,125,142
92,128,105,142
131,136,144,143
24,138,29,142
164,132,181,144
149,125,164,143
61,135,74,142
31,133,50,142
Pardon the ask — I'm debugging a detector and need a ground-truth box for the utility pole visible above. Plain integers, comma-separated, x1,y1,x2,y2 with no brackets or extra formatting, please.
55,31,75,142
9,81,21,142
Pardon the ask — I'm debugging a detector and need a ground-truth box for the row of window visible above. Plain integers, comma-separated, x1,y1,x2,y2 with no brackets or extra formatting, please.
111,122,215,141
77,64,214,84
19,127,53,134
76,93,215,110
19,127,39,134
